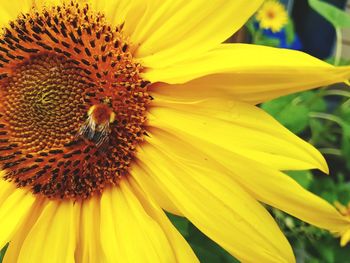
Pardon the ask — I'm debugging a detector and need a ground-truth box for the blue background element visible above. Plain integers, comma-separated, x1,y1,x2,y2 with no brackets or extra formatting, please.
292,0,347,59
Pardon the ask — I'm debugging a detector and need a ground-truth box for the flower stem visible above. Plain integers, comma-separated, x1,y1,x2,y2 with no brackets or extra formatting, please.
334,27,342,66
323,90,350,98
319,148,342,156
309,112,344,127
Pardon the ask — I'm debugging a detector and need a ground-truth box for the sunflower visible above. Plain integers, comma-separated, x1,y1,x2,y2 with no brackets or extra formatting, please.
0,0,350,262
256,0,289,32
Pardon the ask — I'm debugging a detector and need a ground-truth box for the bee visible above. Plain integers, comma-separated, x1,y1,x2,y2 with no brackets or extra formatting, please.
77,101,116,148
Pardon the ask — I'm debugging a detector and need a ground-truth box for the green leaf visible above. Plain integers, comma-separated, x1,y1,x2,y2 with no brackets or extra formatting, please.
189,244,225,263
286,170,314,189
325,56,350,66
254,36,281,47
0,243,9,263
187,224,239,263
168,214,240,262
310,177,338,203
167,213,189,237
337,185,350,204
278,105,310,133
308,0,350,28
262,91,328,134
333,242,350,262
245,19,256,36
261,94,310,134
309,117,338,145
285,19,296,45
340,123,350,170
313,242,334,263
298,91,327,112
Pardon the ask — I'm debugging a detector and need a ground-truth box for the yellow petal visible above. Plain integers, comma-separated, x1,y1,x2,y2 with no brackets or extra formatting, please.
145,44,350,104
136,142,295,263
0,0,32,27
148,99,327,172
130,162,182,215
0,179,35,249
35,0,63,6
99,188,124,262
89,0,139,31
134,1,264,68
341,229,350,247
75,197,106,263
128,176,199,263
227,158,350,233
149,128,350,235
100,181,176,263
0,0,69,28
3,199,46,263
0,9,12,27
17,201,77,263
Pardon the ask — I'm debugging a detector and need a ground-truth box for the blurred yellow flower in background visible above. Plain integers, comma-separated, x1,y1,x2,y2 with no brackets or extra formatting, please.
0,0,349,263
256,0,289,32
334,201,350,246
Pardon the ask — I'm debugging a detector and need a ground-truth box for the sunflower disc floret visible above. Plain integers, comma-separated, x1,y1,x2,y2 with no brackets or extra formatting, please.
0,2,151,200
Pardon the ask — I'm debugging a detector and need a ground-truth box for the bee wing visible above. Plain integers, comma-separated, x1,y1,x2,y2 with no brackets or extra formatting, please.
76,114,112,151
94,122,110,148
76,116,96,140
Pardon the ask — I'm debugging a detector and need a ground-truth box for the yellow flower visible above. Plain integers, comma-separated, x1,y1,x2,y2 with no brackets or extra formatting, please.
0,0,349,262
256,0,288,32
334,201,350,246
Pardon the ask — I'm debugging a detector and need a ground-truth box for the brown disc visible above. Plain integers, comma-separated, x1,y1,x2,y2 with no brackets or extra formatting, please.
0,1,151,200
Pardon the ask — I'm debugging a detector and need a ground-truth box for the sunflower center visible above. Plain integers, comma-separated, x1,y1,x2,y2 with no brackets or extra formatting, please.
267,11,276,19
3,54,87,152
0,2,151,200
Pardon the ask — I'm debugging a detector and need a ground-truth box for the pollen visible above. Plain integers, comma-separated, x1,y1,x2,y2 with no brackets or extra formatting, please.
0,1,151,200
